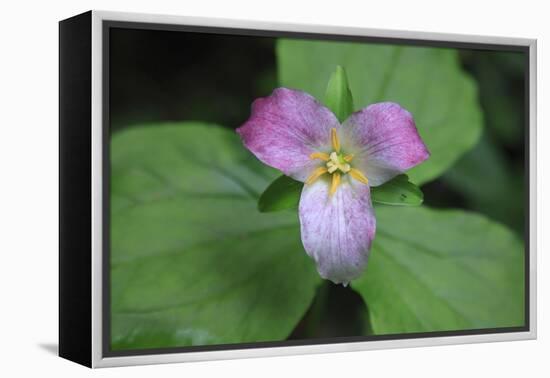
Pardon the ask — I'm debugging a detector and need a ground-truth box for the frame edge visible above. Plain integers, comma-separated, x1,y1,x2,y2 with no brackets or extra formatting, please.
59,10,93,368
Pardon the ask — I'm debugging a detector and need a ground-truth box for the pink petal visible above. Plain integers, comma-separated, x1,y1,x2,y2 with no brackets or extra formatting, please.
341,102,430,186
299,177,376,285
237,88,340,182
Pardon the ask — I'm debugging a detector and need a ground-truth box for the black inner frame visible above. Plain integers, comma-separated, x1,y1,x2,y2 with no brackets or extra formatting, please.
102,20,531,358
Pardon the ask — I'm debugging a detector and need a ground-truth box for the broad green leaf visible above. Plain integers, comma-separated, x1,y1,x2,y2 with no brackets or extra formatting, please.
371,175,423,206
277,40,483,185
258,175,302,212
353,206,524,333
324,65,354,122
110,123,321,350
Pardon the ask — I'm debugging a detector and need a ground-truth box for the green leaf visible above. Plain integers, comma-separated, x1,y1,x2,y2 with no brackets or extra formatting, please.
258,175,303,212
324,65,354,122
277,40,483,185
110,123,321,350
352,206,524,333
371,175,423,206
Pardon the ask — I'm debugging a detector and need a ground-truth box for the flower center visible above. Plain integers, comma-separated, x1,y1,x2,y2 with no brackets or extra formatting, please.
306,128,369,195
327,151,351,174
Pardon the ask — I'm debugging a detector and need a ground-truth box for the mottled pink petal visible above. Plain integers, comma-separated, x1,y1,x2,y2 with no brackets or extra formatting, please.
237,88,340,182
299,177,376,285
341,102,430,186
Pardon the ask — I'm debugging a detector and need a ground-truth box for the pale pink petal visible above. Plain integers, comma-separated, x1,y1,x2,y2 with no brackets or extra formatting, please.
341,102,430,186
299,177,376,285
237,88,340,182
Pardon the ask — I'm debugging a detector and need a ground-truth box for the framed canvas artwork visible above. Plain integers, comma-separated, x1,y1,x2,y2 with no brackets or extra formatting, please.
59,10,537,368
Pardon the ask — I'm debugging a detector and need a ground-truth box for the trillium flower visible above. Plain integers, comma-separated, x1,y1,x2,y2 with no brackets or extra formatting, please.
237,88,429,285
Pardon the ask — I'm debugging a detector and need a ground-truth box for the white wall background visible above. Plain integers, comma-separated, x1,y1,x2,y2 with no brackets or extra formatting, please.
0,0,547,376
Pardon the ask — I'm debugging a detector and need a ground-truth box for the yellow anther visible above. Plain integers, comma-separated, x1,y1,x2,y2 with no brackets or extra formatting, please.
310,152,330,161
349,168,369,185
331,128,341,153
343,154,354,162
306,166,328,185
330,172,341,196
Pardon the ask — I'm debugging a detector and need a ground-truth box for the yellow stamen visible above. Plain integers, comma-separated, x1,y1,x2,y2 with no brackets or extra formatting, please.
310,152,330,161
330,172,341,196
331,128,341,153
306,128,369,195
306,167,328,185
349,168,369,185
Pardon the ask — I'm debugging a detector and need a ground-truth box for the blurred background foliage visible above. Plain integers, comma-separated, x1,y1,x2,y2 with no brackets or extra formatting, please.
110,28,526,342
439,51,526,234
